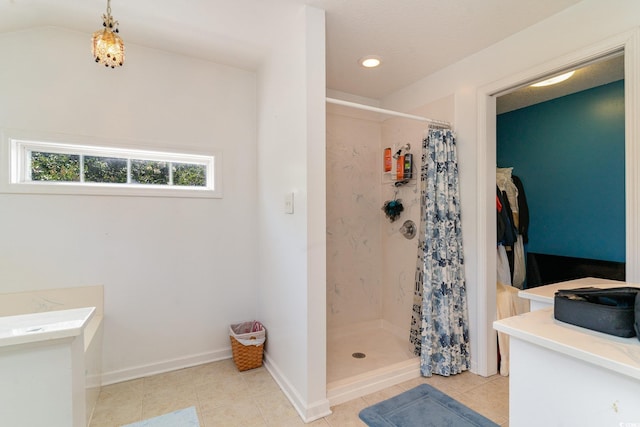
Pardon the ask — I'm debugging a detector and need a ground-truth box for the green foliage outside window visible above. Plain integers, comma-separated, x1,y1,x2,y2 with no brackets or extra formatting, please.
85,156,128,183
31,152,80,181
173,163,206,186
131,159,169,185
30,151,206,187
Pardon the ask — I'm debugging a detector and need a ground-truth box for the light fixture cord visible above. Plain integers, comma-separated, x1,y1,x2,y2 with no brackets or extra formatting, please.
102,0,119,32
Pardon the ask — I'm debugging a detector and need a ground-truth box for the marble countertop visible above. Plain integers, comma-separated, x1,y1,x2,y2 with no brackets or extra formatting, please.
517,277,633,304
0,307,95,348
494,307,640,381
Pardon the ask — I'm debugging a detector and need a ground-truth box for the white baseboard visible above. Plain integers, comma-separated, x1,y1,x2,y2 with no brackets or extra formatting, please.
100,348,232,386
263,351,332,423
469,352,479,376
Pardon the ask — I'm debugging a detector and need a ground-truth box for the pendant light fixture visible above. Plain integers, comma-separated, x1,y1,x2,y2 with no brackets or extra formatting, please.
91,0,125,68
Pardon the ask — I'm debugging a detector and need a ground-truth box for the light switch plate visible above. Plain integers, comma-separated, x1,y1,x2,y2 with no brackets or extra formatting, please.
284,192,294,214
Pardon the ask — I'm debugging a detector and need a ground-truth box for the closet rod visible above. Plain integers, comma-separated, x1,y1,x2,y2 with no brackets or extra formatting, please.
326,97,450,127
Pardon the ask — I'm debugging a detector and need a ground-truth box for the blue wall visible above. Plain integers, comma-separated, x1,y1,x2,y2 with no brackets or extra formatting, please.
497,80,625,262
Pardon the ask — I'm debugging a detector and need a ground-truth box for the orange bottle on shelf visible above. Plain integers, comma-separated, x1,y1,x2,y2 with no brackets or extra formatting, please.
384,148,392,172
396,155,404,180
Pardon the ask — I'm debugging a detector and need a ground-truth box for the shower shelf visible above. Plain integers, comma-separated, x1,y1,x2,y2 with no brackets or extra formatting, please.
382,172,416,187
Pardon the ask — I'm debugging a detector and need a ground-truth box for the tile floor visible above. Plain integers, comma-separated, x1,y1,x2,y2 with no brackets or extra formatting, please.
89,359,509,427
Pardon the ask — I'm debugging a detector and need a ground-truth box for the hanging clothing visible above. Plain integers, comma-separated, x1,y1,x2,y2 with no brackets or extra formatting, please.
512,237,526,289
496,168,530,289
497,245,512,286
496,187,517,246
496,167,519,225
409,129,470,377
496,280,530,376
512,175,529,243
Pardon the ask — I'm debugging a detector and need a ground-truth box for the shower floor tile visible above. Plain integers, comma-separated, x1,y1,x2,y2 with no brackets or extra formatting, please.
327,324,416,384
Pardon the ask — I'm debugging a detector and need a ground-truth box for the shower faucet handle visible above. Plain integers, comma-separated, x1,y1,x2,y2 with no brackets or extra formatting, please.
400,220,416,239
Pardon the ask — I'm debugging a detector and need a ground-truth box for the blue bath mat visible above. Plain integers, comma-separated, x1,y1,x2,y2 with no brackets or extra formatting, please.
121,406,199,427
359,384,498,427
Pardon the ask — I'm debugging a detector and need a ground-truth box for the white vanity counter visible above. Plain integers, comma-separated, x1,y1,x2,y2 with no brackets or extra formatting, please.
495,307,640,380
0,285,104,426
494,306,640,426
0,307,95,347
0,307,95,427
518,277,631,311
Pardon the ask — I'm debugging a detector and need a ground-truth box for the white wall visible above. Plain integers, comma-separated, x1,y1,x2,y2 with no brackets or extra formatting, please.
256,5,329,422
0,27,259,382
381,0,640,375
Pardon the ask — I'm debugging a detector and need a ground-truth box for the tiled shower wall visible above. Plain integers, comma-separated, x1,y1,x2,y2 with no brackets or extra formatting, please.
326,105,382,329
378,122,421,336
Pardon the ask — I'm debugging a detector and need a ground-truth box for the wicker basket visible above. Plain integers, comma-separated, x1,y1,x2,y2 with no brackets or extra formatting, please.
229,321,266,371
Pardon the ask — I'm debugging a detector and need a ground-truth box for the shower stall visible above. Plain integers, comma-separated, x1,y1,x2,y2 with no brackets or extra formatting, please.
325,97,455,405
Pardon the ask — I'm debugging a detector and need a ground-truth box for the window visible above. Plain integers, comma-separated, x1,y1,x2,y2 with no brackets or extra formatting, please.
3,136,221,198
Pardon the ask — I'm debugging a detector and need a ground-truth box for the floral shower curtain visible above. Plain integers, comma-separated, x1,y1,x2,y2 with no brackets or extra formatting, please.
409,128,470,377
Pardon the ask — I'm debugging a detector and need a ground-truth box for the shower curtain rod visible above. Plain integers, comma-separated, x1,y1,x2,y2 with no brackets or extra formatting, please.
326,97,451,127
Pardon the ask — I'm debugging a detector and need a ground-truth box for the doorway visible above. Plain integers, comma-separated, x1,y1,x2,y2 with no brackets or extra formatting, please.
496,53,625,288
475,29,640,377
493,53,625,375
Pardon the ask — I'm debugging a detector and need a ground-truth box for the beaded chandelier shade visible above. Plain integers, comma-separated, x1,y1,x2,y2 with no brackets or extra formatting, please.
91,0,124,68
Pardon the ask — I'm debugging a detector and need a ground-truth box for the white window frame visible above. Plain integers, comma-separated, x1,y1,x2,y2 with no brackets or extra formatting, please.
1,130,222,198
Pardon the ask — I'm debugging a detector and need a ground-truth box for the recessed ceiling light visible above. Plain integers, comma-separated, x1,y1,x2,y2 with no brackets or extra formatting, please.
531,71,575,87
360,56,381,68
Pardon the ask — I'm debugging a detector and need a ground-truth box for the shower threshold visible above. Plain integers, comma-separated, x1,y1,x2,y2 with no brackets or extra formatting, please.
327,357,420,406
326,321,420,406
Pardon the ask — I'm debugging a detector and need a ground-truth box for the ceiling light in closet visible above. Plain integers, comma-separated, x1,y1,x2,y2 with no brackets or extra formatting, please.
92,0,125,68
360,56,382,68
531,71,575,87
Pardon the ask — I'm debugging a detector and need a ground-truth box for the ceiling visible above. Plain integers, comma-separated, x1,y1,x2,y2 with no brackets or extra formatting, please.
0,0,586,100
497,53,625,114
